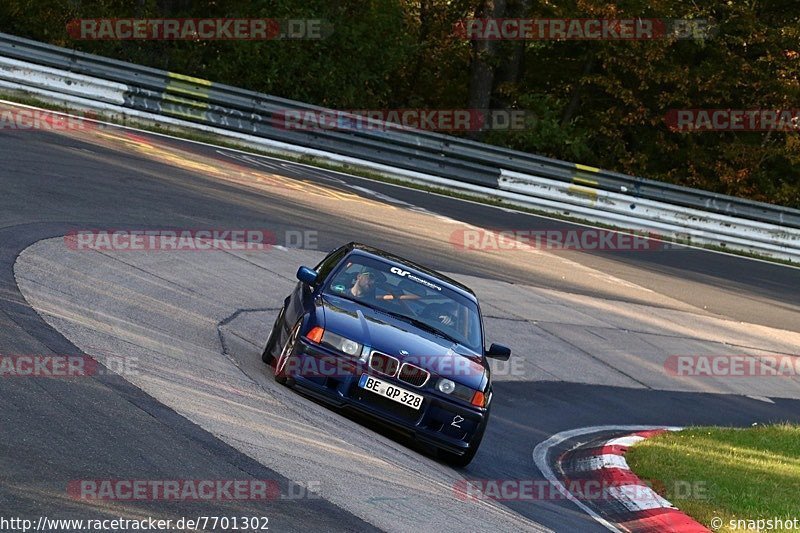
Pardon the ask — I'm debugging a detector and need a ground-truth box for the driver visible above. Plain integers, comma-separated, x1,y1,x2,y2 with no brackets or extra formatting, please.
349,268,380,299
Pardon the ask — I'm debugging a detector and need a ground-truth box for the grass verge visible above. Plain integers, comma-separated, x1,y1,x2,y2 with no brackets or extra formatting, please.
626,424,800,532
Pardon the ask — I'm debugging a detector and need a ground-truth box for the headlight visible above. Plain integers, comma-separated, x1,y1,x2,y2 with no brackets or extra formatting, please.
437,378,456,394
340,338,360,355
321,331,363,356
437,378,488,407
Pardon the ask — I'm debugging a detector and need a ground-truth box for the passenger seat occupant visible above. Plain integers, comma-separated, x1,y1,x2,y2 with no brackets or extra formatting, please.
424,301,459,327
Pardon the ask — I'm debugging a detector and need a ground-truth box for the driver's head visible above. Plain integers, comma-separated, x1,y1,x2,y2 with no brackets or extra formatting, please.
351,268,379,297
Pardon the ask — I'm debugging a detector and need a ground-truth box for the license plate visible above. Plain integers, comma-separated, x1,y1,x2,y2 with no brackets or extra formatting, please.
358,374,424,410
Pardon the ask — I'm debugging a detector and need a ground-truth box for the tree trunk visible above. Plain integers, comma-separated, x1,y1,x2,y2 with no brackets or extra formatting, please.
560,57,594,127
467,0,507,139
398,0,433,107
491,0,530,107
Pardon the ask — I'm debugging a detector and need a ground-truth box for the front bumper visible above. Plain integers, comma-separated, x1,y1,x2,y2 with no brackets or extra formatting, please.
285,339,488,455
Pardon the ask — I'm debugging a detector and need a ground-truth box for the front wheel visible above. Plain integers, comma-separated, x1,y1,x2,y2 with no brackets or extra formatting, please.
439,439,481,468
262,307,286,364
274,321,301,385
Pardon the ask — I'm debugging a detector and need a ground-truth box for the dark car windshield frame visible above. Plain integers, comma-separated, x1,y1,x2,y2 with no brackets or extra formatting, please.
321,253,484,352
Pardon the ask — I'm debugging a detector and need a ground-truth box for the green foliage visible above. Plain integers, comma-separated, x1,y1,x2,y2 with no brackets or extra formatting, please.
483,93,593,162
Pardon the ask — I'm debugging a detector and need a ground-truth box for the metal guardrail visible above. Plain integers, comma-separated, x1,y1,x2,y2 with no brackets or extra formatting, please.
500,170,796,257
1,31,798,261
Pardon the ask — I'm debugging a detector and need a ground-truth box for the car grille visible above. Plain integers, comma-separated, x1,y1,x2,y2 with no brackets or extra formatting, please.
398,363,430,387
369,352,400,377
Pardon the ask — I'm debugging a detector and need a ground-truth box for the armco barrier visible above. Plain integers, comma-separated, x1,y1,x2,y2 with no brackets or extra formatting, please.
0,32,798,261
499,170,798,257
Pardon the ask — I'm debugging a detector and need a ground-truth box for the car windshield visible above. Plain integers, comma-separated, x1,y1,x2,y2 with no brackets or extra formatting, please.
323,255,483,352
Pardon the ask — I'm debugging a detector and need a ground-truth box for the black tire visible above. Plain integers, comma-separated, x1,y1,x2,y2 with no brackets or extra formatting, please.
262,307,285,364
439,439,481,468
261,342,275,364
274,321,301,385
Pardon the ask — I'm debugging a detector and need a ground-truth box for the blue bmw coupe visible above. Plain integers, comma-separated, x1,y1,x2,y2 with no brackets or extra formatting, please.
262,243,510,466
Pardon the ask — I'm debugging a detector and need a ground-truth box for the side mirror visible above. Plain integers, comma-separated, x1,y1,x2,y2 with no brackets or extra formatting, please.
486,343,511,360
296,266,318,285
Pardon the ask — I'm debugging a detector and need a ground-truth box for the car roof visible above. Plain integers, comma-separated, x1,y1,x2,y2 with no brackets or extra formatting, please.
342,242,478,301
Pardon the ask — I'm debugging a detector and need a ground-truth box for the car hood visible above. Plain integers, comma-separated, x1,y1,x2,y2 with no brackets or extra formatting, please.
320,294,486,390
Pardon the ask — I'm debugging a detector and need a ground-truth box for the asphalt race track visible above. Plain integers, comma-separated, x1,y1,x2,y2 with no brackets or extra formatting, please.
2,103,800,532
